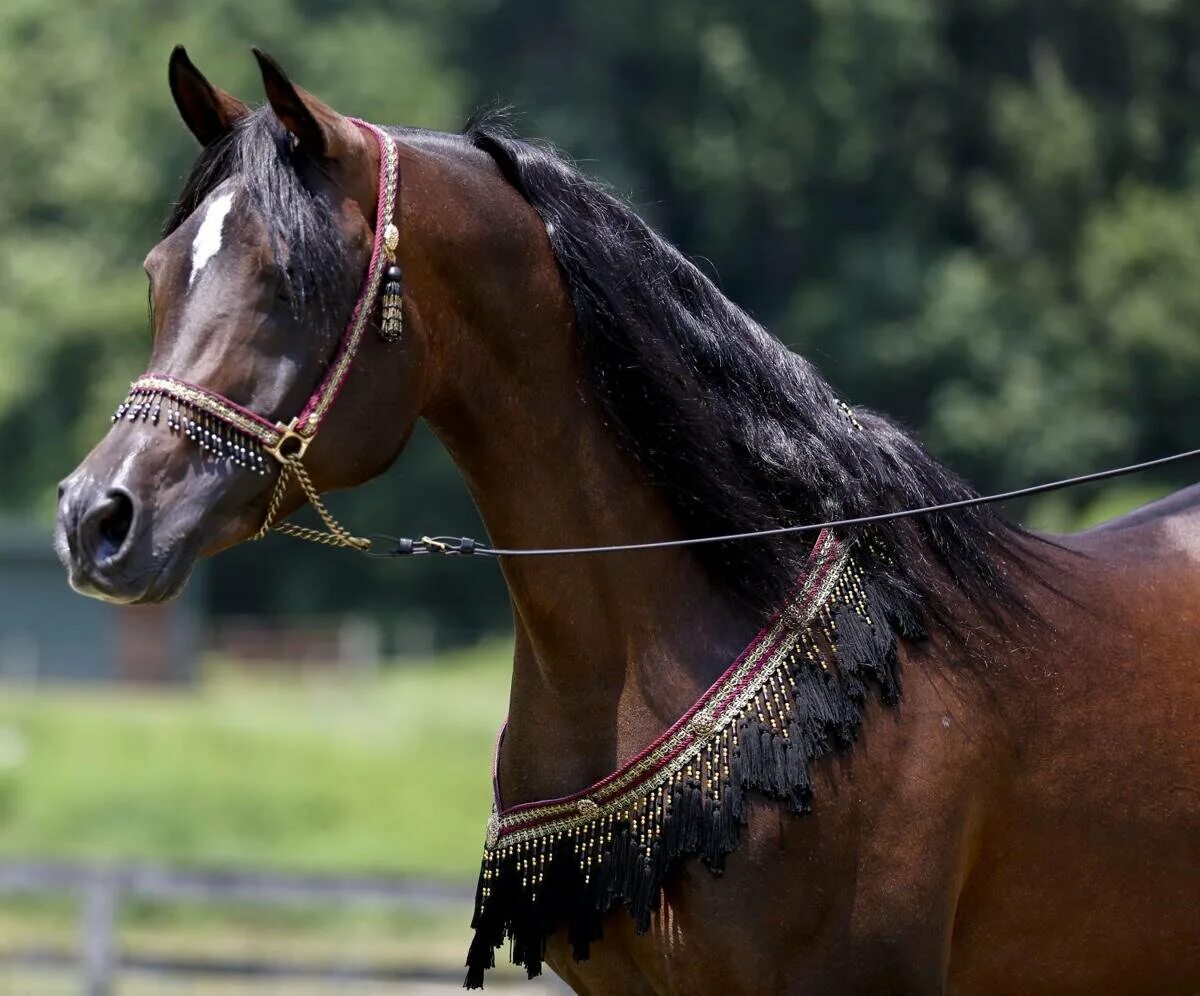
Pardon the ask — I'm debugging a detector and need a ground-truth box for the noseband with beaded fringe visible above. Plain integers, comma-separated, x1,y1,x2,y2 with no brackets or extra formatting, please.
111,119,404,548
465,528,920,987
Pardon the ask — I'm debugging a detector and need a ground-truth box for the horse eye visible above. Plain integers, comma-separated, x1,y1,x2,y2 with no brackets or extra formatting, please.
275,266,295,303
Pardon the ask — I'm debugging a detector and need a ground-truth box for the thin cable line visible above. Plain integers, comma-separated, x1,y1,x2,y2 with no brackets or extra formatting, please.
370,446,1200,559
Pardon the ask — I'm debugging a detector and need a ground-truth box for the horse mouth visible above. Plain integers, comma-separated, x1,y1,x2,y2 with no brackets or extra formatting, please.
57,531,197,605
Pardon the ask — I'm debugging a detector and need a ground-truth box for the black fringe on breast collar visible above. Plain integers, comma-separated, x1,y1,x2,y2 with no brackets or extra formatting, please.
464,531,919,987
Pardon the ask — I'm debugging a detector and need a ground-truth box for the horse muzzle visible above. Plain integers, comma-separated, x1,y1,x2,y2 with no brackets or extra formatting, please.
55,468,197,605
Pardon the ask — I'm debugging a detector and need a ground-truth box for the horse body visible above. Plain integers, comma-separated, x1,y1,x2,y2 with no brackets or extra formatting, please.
55,50,1199,994
431,117,1200,990
523,500,1200,995
444,189,1200,987
486,497,1200,995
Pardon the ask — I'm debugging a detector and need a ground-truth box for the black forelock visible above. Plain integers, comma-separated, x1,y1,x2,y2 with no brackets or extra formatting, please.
466,109,1041,636
163,107,357,329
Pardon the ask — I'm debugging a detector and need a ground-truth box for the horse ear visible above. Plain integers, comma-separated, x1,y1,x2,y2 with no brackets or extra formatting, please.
252,48,359,161
168,45,249,147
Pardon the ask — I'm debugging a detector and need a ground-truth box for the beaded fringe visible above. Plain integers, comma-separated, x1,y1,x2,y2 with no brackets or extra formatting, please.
380,275,404,342
465,537,919,988
112,386,270,474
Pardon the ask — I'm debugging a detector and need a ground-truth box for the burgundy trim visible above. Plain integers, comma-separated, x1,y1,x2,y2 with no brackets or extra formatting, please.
492,529,841,822
133,373,279,433
294,118,394,435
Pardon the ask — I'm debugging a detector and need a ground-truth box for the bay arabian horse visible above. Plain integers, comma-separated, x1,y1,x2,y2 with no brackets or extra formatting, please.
56,48,1199,994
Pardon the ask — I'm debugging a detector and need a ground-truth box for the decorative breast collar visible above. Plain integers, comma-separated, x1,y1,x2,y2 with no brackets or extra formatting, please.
465,528,909,987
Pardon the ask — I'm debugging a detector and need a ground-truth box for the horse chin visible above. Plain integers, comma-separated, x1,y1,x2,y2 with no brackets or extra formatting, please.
73,561,194,605
55,525,199,606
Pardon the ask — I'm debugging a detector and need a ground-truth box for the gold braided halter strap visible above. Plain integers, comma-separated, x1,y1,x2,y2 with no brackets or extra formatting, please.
252,453,370,550
111,119,400,551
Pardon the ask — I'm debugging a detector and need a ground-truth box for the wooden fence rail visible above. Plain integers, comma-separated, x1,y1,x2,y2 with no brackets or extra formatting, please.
0,859,488,995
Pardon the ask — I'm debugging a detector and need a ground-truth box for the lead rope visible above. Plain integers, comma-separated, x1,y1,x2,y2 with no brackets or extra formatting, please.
368,444,1200,559
253,455,371,551
247,441,1200,558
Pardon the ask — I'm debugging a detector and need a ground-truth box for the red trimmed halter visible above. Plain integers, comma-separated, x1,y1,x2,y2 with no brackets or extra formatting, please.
112,120,401,548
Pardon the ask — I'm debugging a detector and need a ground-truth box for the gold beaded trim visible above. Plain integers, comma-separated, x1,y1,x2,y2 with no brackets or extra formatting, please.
295,128,400,436
485,532,848,854
123,375,282,447
467,532,907,986
484,535,844,854
473,537,891,922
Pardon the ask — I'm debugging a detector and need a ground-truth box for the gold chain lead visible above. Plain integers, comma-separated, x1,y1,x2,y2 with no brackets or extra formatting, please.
253,455,371,551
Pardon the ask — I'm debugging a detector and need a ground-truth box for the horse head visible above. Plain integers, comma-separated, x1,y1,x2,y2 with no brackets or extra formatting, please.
55,47,549,602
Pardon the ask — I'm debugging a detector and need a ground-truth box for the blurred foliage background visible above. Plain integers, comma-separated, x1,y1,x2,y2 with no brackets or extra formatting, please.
4,0,1200,640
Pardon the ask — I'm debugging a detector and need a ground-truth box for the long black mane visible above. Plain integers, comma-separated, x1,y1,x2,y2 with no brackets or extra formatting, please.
467,111,1034,633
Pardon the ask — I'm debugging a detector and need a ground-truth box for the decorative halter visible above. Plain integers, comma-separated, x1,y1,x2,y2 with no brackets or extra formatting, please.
111,119,403,549
464,529,911,987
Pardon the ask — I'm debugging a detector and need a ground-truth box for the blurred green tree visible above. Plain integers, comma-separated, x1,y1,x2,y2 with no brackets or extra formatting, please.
454,0,1200,502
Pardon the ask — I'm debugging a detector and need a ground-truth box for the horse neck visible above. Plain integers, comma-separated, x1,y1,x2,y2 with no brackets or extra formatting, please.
424,324,759,805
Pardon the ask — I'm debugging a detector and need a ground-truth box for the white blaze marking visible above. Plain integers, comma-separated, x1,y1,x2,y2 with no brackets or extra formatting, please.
189,191,235,287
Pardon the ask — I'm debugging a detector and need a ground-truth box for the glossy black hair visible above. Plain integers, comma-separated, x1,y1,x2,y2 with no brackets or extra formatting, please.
466,110,1038,633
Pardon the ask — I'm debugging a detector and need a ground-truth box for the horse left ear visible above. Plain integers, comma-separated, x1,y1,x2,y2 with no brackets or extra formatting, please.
170,45,249,147
251,48,360,161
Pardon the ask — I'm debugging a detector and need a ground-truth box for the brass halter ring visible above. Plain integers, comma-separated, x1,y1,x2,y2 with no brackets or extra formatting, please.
264,418,312,463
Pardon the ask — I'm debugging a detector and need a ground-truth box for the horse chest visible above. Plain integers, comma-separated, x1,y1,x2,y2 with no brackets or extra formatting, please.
541,802,875,995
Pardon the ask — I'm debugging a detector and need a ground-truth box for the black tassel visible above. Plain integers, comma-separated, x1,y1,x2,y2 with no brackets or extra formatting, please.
379,263,404,342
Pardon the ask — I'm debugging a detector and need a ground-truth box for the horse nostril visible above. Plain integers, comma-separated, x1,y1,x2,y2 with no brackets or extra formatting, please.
86,488,137,565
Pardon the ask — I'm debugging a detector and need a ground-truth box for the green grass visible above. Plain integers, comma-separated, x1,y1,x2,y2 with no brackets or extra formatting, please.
0,891,485,972
0,641,555,986
0,640,513,879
